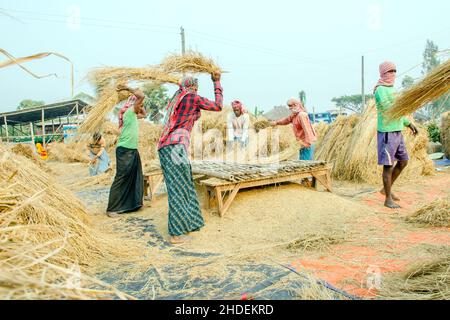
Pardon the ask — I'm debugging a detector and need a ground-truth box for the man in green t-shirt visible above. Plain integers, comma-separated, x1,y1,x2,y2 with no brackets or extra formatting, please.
107,85,147,217
374,61,418,209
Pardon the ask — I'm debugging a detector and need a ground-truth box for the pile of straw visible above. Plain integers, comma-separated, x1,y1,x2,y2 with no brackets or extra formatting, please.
386,59,450,121
406,197,450,227
158,51,223,75
47,142,90,163
138,122,163,162
315,101,434,184
0,146,142,299
11,143,36,161
379,256,450,300
441,111,450,159
68,171,114,190
253,118,272,132
314,122,331,148
287,232,347,252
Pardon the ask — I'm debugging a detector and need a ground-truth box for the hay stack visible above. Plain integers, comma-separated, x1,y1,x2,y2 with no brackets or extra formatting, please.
11,143,36,161
0,147,141,299
406,197,450,227
386,59,450,121
314,122,330,148
315,102,434,184
441,111,450,159
138,121,163,162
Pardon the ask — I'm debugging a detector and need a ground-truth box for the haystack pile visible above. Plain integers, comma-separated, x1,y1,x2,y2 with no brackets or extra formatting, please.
406,197,450,227
441,111,450,159
0,146,140,299
315,101,434,184
47,142,90,163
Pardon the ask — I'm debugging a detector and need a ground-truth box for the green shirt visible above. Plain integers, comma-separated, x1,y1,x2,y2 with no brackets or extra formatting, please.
375,85,411,132
117,108,139,149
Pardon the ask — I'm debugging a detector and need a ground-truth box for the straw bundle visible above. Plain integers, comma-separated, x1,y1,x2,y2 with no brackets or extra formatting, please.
253,118,272,132
379,256,450,300
314,122,330,148
406,197,450,227
138,122,164,162
0,147,143,299
47,142,90,163
315,102,434,184
77,85,120,136
386,59,450,121
441,111,450,159
11,143,36,161
158,51,223,75
287,232,347,252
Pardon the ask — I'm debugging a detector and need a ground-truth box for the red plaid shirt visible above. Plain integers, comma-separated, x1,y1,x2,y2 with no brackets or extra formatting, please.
158,81,223,151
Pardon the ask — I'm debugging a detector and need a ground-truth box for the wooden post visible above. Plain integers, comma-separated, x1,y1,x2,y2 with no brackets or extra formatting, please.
76,101,80,125
41,109,46,147
30,122,35,146
4,116,9,143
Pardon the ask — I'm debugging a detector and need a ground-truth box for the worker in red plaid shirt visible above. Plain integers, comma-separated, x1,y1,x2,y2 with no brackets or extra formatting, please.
158,72,223,244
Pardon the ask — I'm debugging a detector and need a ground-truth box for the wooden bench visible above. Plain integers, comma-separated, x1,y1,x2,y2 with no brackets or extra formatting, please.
197,165,332,217
144,162,332,217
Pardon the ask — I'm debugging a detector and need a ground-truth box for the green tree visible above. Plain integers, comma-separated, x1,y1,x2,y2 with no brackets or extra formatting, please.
142,83,169,123
422,39,440,75
401,75,414,89
331,94,374,114
17,99,45,110
299,91,306,106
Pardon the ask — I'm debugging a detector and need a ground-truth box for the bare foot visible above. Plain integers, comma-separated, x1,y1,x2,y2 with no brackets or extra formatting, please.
106,211,121,218
170,235,193,244
380,189,400,201
384,198,401,209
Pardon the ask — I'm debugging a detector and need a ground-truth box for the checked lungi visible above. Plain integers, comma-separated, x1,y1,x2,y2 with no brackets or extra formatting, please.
158,144,204,236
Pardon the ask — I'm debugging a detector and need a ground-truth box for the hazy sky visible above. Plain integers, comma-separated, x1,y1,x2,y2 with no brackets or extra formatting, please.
1,0,449,113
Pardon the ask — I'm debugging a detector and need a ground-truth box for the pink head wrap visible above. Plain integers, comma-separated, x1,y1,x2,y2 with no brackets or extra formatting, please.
374,61,397,93
231,100,246,114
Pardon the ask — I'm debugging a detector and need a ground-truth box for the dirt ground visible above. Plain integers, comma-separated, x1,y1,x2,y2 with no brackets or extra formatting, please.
50,160,450,299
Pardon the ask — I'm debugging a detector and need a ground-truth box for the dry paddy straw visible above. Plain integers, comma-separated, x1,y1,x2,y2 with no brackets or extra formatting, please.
378,255,450,300
158,51,223,75
386,59,450,121
406,197,450,227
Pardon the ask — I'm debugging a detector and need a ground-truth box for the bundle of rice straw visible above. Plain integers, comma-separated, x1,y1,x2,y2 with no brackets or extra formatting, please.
441,111,450,159
315,101,434,184
253,118,272,132
406,197,450,227
158,51,223,75
11,143,37,161
138,122,163,162
0,146,142,299
47,142,90,163
379,256,450,300
385,59,450,121
314,122,330,148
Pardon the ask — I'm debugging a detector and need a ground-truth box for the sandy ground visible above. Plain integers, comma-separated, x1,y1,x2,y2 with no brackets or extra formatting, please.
51,160,450,299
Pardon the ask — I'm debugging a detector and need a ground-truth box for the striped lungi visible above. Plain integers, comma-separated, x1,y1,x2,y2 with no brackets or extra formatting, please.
158,144,204,236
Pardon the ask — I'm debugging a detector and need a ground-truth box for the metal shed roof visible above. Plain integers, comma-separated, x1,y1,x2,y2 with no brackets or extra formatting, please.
0,100,88,125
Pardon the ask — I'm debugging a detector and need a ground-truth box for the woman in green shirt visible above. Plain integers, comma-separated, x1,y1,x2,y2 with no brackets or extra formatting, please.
106,86,146,217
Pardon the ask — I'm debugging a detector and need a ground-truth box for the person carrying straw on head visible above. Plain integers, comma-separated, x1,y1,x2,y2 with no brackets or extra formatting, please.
270,98,317,160
227,100,250,148
106,85,146,217
374,61,418,209
158,72,223,245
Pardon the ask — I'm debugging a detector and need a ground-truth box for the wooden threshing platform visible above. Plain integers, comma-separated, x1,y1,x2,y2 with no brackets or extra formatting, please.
144,160,332,217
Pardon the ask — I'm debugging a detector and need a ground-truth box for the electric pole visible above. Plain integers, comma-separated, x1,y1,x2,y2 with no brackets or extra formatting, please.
180,27,186,55
361,55,365,113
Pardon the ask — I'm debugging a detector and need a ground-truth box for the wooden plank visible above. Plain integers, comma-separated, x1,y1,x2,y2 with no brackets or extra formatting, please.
221,184,241,216
215,187,224,217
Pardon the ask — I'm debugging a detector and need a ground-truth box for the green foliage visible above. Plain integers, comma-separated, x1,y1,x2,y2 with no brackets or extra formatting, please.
253,106,264,117
142,83,169,123
422,39,440,75
427,122,441,143
17,99,45,110
331,94,374,114
401,75,414,89
299,90,306,106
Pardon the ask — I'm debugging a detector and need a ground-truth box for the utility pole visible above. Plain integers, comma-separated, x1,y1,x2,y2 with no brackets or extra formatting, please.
361,55,365,114
180,27,186,55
